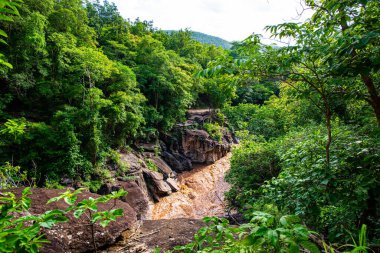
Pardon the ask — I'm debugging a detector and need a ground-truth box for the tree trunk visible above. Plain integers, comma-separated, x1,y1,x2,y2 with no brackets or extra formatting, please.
322,95,332,167
325,105,331,167
361,75,380,126
338,8,380,126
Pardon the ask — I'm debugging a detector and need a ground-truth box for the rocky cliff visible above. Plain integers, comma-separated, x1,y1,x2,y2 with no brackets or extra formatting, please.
96,110,236,220
31,110,236,252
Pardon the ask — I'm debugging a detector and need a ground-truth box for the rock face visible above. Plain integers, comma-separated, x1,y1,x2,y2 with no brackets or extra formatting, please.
117,151,179,205
96,110,235,221
161,149,192,172
103,219,205,253
160,110,236,172
181,129,231,163
97,180,149,220
143,169,172,197
150,156,177,179
8,188,137,253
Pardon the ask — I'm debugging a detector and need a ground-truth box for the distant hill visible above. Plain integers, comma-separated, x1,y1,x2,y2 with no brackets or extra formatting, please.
165,30,232,50
191,31,232,49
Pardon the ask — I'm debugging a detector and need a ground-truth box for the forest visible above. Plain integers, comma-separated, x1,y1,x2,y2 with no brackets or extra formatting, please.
0,0,379,252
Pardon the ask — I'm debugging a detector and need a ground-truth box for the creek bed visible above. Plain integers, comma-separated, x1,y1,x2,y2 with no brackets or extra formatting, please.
151,153,231,219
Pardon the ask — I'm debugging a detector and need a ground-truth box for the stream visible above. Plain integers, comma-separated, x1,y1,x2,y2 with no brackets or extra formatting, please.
104,153,232,252
151,153,231,219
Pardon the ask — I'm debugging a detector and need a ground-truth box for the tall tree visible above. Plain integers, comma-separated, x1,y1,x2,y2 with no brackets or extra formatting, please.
268,0,380,125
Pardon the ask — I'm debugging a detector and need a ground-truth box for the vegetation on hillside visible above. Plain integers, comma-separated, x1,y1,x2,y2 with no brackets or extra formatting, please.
0,0,229,186
171,0,380,251
0,0,379,252
166,30,232,49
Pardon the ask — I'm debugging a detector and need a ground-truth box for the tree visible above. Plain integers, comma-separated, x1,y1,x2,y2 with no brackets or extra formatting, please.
0,0,22,69
267,0,380,125
134,35,195,133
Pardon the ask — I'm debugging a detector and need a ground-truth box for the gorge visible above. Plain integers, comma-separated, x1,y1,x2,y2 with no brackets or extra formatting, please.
8,110,236,253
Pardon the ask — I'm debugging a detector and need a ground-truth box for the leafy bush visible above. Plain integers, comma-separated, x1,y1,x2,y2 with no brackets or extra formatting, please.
171,211,320,253
0,187,128,252
146,158,158,172
82,180,103,193
0,162,28,189
203,122,223,142
226,123,380,243
107,149,129,176
168,212,371,253
223,88,323,140
259,125,380,242
0,188,67,253
225,138,280,210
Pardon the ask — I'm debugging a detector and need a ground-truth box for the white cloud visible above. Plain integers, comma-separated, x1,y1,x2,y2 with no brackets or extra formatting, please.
112,0,313,42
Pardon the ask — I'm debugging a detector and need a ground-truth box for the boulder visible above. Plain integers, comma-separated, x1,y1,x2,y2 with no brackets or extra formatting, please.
120,152,145,174
151,156,176,179
161,150,192,172
160,113,234,170
118,151,180,205
118,181,150,220
97,180,150,220
143,169,172,197
110,219,205,252
7,188,137,253
166,178,180,192
119,151,152,199
181,129,231,163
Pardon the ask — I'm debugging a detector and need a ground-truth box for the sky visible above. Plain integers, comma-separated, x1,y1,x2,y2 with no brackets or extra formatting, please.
111,0,313,42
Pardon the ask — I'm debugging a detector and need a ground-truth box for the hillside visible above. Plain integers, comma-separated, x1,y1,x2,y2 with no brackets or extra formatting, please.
191,31,232,49
165,30,232,49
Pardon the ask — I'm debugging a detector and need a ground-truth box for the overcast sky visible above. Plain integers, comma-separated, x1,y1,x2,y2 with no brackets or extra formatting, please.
111,0,313,42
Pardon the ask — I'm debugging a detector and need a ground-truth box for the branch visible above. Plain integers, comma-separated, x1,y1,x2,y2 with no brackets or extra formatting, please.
283,80,323,112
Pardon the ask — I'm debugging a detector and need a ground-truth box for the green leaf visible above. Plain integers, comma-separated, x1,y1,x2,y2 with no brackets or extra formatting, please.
64,196,77,205
39,220,56,229
73,209,86,219
300,241,321,253
100,220,111,227
254,227,268,237
0,15,13,21
111,208,123,217
288,241,300,253
267,229,278,248
0,29,7,37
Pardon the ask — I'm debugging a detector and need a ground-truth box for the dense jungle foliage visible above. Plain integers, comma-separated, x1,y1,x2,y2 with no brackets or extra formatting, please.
220,0,380,249
0,0,231,186
0,0,379,252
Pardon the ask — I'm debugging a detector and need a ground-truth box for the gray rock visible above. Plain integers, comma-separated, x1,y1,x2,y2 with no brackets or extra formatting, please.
120,152,145,173
181,129,231,164
161,151,192,172
143,169,172,196
151,156,176,179
166,178,180,192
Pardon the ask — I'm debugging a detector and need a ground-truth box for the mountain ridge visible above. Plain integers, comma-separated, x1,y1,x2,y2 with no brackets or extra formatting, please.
165,30,232,50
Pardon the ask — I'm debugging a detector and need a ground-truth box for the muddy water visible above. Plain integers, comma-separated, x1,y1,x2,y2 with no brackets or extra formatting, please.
151,153,231,219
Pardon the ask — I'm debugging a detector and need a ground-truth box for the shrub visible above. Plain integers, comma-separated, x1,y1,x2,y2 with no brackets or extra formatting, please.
0,188,67,253
171,210,320,253
225,137,280,210
203,122,223,142
259,124,380,242
146,159,158,172
0,187,128,252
